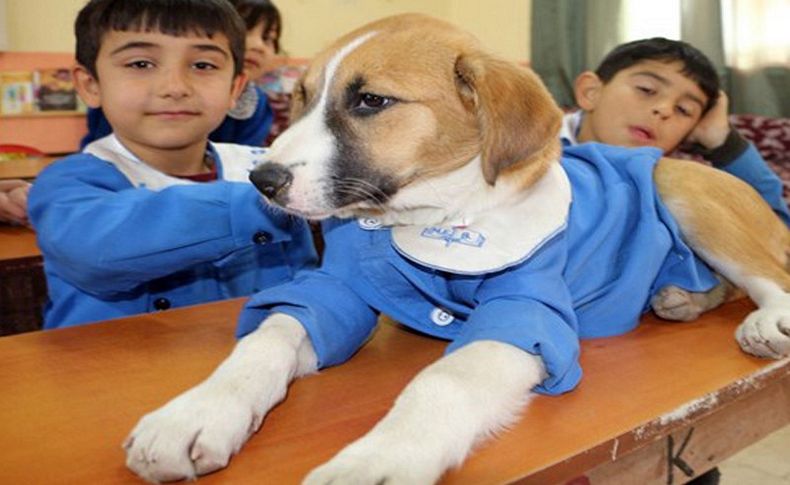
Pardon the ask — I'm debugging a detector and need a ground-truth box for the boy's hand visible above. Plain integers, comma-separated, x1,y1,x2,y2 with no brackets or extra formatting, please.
685,90,730,150
0,179,32,225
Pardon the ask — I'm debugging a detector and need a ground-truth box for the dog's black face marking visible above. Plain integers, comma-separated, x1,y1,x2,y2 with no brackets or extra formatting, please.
344,75,399,118
326,86,399,209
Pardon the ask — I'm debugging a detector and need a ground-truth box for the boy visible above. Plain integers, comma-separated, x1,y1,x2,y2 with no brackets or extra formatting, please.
28,0,317,329
562,37,790,226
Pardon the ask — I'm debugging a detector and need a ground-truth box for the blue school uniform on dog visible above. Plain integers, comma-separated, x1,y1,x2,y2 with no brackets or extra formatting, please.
237,143,719,396
29,135,317,329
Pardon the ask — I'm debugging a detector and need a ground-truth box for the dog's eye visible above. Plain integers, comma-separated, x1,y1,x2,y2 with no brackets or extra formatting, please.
353,93,396,115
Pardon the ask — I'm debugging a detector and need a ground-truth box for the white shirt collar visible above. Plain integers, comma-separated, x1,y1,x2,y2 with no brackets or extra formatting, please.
386,163,571,275
559,110,583,146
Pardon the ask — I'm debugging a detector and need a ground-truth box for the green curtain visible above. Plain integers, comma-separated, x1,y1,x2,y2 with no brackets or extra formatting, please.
530,0,623,109
531,0,789,117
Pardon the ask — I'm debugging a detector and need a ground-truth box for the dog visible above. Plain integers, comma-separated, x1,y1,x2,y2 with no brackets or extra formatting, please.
124,14,790,484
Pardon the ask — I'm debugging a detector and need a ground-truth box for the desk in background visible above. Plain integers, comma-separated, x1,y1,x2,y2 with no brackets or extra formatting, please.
0,297,787,484
0,156,57,180
0,225,45,334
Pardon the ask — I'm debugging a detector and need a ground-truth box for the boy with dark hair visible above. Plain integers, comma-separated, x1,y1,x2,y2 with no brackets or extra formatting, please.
78,0,276,149
563,37,790,226
28,0,317,329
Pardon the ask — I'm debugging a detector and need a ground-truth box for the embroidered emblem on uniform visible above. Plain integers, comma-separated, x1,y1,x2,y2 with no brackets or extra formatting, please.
421,226,486,248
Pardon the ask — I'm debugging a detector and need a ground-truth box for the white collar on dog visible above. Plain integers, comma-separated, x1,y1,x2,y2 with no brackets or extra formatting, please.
83,134,262,189
387,163,571,275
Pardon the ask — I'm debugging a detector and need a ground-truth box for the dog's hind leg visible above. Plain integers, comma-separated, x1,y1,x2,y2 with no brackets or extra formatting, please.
655,157,790,358
651,274,741,322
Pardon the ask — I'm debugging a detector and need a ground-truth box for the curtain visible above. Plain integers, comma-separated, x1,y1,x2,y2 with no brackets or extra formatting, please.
719,0,789,117
531,0,789,117
530,0,624,109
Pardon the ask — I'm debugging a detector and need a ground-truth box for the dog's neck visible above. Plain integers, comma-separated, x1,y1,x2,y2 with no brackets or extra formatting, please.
341,154,557,228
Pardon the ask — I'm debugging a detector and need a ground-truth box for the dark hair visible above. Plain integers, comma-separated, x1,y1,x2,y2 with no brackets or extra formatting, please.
227,0,282,53
75,0,247,78
595,37,720,113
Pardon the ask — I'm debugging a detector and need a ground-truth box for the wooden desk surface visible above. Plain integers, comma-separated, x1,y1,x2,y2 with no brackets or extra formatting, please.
0,298,787,484
0,225,40,260
0,156,57,180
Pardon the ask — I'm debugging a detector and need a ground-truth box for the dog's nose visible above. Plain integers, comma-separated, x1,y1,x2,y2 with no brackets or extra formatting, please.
249,163,293,200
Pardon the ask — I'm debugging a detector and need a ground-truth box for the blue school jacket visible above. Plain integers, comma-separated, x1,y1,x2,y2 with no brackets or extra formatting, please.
29,135,316,329
236,143,719,396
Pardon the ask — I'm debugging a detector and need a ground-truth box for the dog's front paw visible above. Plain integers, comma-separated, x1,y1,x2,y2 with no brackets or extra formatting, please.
124,383,261,483
735,308,790,359
304,439,441,485
651,286,705,321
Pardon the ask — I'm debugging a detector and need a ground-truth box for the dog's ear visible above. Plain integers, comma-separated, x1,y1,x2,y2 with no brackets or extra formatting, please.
455,53,562,184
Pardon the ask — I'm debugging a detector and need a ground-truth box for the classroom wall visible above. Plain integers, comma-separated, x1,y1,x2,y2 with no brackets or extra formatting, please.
2,0,531,61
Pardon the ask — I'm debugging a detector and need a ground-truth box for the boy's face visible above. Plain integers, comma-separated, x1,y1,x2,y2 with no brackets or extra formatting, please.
74,29,245,160
244,20,278,80
575,60,709,153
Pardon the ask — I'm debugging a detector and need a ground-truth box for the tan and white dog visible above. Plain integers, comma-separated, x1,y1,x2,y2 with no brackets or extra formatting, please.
124,14,790,484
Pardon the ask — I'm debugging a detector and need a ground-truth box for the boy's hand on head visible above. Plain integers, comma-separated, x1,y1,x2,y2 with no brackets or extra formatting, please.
0,179,32,225
685,90,730,150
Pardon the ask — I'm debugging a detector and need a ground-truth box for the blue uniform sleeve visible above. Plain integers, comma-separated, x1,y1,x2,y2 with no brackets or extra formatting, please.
720,144,790,227
210,86,273,146
237,269,380,369
448,233,582,396
28,155,301,296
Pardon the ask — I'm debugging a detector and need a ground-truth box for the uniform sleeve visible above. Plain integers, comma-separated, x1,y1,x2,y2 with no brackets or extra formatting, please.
237,269,380,369
447,233,582,396
717,143,790,227
28,156,299,296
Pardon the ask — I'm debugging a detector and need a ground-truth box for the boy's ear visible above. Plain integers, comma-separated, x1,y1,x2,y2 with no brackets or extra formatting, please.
72,65,102,108
574,71,603,111
229,73,249,109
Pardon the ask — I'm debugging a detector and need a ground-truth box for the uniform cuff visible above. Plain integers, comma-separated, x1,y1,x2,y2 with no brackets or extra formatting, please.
703,127,750,168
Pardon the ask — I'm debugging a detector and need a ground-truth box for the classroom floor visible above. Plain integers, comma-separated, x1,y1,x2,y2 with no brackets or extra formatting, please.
719,424,790,484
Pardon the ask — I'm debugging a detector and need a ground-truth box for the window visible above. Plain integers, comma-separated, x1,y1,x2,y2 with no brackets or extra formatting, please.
620,0,681,41
722,0,790,70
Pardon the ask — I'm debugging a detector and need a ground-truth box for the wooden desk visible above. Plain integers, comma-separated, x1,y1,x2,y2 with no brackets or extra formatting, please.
0,156,57,180
0,298,787,484
0,225,45,335
0,225,41,260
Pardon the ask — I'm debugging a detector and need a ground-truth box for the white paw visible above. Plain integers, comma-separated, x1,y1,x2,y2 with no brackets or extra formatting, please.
124,384,261,483
652,286,704,321
303,439,441,485
735,307,790,359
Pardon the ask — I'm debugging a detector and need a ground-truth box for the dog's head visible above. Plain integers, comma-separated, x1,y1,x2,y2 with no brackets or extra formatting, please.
250,14,562,223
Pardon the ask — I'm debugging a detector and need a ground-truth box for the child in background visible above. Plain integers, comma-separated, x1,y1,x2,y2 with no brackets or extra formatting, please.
562,37,790,226
562,37,790,371
28,0,317,329
78,0,282,148
229,0,283,82
0,180,30,225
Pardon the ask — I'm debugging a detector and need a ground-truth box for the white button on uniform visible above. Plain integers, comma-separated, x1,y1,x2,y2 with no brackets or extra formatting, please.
430,307,455,326
358,217,383,230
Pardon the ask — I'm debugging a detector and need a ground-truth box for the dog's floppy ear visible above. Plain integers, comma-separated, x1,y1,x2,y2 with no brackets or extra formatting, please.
455,53,562,184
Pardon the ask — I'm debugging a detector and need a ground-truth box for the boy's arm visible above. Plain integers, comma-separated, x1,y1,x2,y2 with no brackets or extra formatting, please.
686,91,790,226
28,156,302,295
0,179,31,225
